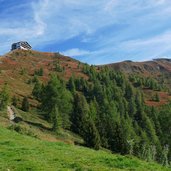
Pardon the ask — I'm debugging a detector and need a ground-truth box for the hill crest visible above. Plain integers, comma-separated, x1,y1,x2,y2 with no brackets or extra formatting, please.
0,50,171,107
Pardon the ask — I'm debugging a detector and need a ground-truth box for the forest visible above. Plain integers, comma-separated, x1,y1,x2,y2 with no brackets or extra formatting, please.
0,64,171,166
33,65,171,165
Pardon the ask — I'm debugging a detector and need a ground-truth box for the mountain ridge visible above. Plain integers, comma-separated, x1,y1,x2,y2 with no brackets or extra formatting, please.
0,50,171,107
106,58,171,75
0,49,171,169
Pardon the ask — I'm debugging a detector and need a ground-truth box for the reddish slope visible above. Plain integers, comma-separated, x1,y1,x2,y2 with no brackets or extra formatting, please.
0,50,87,98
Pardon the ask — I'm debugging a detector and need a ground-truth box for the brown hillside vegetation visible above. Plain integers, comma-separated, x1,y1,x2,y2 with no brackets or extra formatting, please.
106,59,171,106
0,50,171,107
145,90,171,106
0,50,87,98
107,59,171,76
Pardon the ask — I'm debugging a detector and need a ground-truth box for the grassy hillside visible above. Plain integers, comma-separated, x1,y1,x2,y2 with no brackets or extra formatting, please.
0,107,83,145
0,50,171,170
0,126,170,171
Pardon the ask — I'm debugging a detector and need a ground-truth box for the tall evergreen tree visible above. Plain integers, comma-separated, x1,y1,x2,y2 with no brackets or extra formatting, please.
71,92,89,134
71,93,100,149
22,97,30,112
12,95,18,107
83,119,101,150
51,104,62,132
41,75,73,129
68,76,76,94
128,97,137,118
0,84,9,110
32,80,43,101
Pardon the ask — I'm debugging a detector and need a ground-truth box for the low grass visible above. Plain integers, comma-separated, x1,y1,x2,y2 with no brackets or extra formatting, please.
1,106,83,145
11,108,83,144
0,126,170,171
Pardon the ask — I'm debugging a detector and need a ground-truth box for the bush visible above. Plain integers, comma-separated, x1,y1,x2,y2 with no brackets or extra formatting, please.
34,68,44,76
8,124,37,138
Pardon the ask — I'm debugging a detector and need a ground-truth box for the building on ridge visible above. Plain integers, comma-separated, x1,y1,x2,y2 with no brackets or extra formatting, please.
11,41,32,51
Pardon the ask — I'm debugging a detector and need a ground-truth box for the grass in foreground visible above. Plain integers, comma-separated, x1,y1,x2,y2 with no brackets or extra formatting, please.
0,126,170,171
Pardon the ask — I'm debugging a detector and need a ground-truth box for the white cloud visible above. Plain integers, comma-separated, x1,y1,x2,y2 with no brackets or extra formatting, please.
155,56,171,59
104,0,118,12
62,48,90,57
30,0,119,42
121,31,171,51
156,0,167,5
1,0,171,64
31,0,50,36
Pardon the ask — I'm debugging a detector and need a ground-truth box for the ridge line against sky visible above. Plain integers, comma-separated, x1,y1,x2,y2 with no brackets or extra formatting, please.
0,0,171,64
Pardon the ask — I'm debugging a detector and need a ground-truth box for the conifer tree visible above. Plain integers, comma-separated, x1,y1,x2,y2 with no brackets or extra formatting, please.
83,119,101,150
32,80,42,100
12,96,18,107
68,76,76,94
51,105,62,132
22,97,29,112
41,75,72,129
71,93,101,149
125,83,134,100
0,84,10,110
128,97,137,118
150,106,161,136
71,92,89,134
89,98,99,122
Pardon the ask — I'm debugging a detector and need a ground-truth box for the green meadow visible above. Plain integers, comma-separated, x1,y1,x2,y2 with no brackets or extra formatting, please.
0,126,170,171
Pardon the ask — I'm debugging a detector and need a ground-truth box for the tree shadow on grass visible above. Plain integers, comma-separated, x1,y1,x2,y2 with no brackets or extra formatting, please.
24,120,52,131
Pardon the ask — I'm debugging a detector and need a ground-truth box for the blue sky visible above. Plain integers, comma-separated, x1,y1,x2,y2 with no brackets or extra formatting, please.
0,0,171,64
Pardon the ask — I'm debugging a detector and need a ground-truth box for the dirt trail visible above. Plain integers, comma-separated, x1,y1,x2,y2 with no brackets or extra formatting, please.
7,106,15,121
